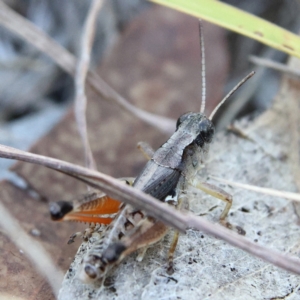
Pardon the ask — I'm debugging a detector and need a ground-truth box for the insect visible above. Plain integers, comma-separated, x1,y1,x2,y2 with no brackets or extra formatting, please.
78,70,253,282
50,24,254,283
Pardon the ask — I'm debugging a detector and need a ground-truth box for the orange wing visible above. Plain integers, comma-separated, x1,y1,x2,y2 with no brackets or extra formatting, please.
49,193,121,225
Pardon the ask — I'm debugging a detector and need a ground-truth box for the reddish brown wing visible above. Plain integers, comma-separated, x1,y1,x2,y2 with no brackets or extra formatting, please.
49,193,121,225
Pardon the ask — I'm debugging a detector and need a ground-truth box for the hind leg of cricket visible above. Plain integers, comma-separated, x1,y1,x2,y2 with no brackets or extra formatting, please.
135,221,180,266
166,230,180,275
166,192,186,274
136,222,180,273
189,179,232,222
118,218,170,264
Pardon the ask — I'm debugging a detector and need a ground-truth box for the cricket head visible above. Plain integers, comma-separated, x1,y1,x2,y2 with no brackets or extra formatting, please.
176,112,215,148
79,242,126,283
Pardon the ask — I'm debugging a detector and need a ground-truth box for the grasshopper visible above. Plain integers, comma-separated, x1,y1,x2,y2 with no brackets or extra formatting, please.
50,25,254,283
78,75,252,282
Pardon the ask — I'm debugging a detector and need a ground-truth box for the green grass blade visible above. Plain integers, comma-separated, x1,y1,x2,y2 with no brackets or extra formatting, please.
150,0,300,58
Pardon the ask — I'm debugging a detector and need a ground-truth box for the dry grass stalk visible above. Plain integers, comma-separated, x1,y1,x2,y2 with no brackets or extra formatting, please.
75,0,104,171
0,144,299,276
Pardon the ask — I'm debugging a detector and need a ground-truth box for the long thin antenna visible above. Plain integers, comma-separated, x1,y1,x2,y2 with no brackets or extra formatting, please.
209,71,255,121
199,20,206,113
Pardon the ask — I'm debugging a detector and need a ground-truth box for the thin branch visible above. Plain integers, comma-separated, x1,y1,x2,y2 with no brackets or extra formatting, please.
217,48,276,129
211,176,300,202
0,1,175,134
75,0,104,171
250,55,300,79
0,201,64,298
0,145,300,275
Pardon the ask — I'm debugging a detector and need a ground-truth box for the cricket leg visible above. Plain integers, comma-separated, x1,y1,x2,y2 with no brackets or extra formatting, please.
137,141,155,160
167,230,180,274
68,231,84,244
189,180,245,234
68,224,100,244
189,179,232,222
136,247,148,262
136,220,180,267
121,218,169,262
167,192,186,274
135,217,169,262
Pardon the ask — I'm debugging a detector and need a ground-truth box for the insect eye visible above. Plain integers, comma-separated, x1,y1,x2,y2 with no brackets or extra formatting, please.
195,119,215,146
203,125,215,143
176,112,192,130
199,119,215,143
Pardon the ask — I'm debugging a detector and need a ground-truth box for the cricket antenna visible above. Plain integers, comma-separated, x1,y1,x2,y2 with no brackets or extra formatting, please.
209,71,255,121
199,20,206,114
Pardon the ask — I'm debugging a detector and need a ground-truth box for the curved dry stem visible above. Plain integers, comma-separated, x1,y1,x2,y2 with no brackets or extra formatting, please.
75,0,104,171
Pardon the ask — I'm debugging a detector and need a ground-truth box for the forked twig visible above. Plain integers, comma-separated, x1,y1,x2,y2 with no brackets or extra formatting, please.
0,145,300,275
75,0,104,171
0,1,175,134
0,201,64,297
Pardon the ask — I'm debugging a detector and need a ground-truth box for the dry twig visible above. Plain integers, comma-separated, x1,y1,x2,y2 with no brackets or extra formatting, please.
0,144,300,275
75,0,104,171
211,176,300,202
250,55,300,79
